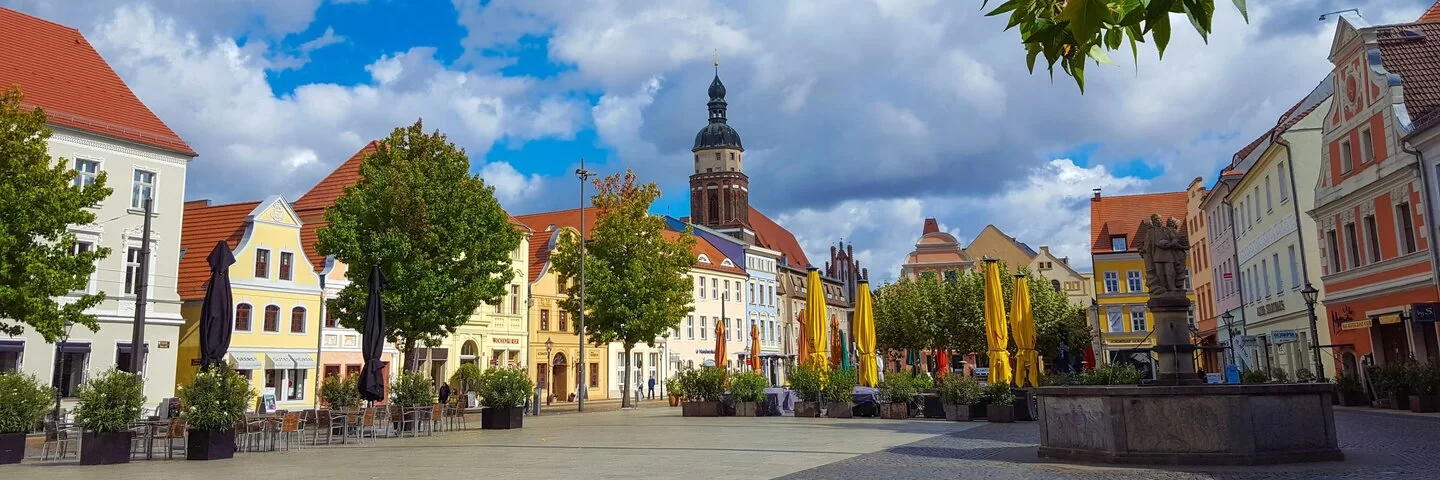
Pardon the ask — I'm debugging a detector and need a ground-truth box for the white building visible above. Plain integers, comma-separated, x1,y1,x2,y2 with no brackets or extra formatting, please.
668,239,747,376
0,8,197,404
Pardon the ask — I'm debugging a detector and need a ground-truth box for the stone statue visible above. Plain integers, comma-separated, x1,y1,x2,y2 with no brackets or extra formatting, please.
1139,213,1190,298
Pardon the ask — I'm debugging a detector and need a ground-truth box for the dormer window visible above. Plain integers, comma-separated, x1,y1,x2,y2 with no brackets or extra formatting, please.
721,259,734,267
1110,235,1127,251
698,254,712,264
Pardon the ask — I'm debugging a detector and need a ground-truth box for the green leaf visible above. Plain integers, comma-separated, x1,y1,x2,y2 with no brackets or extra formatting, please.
1233,0,1249,22
1059,0,1110,43
1088,44,1113,64
1026,45,1042,73
985,0,1023,17
1183,0,1215,43
1144,0,1174,34
1105,27,1123,50
1153,13,1172,58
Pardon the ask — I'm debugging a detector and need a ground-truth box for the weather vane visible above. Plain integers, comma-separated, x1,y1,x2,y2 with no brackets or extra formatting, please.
713,48,719,73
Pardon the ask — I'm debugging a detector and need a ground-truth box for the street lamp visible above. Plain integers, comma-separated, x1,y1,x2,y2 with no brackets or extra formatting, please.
1091,298,1105,366
575,158,594,412
544,338,553,405
1220,312,1236,369
51,320,76,425
1300,283,1326,382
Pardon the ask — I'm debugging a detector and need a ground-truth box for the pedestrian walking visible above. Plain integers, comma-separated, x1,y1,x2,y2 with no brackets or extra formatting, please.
439,382,452,405
648,376,656,399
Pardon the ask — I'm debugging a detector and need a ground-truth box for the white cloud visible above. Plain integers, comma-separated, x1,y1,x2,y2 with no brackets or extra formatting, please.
479,162,545,204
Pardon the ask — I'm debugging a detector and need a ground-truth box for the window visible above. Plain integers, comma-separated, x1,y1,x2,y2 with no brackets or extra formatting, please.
130,169,155,209
255,249,270,278
1273,253,1284,292
1253,187,1261,219
1363,215,1381,263
1327,230,1342,272
750,282,756,304
1129,308,1147,332
943,270,958,282
1126,270,1142,293
290,307,306,333
590,363,599,387
712,278,718,300
1265,175,1273,212
1107,306,1123,333
1398,202,1418,254
123,246,144,295
559,311,568,332
1103,272,1119,293
687,316,694,340
1278,164,1289,201
540,310,550,330
1110,235,1127,251
1052,279,1062,291
1187,307,1196,327
73,159,99,187
700,316,708,340
0,343,18,373
263,305,280,332
1341,140,1354,172
72,241,94,292
236,304,253,331
1360,128,1374,163
324,308,336,328
116,343,146,374
287,369,307,401
697,276,705,299
54,346,87,397
1344,222,1361,268
1289,245,1301,288
1261,259,1270,297
279,252,293,280
510,285,519,314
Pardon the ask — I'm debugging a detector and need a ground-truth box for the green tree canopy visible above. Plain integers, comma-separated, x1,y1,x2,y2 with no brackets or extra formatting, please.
985,0,1248,91
0,86,111,341
550,171,696,408
317,120,523,369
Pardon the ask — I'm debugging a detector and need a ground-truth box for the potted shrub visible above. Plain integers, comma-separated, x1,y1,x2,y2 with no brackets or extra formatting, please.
789,362,825,418
730,371,767,417
984,381,1016,423
937,373,981,421
1295,367,1316,383
1083,364,1143,385
913,373,946,419
176,365,253,460
824,368,858,418
0,372,54,464
477,367,534,429
449,364,484,408
1239,369,1271,385
1334,374,1367,406
73,369,146,465
1407,363,1440,413
1376,364,1412,410
665,378,683,407
680,367,725,417
878,374,916,419
392,371,434,432
320,374,361,411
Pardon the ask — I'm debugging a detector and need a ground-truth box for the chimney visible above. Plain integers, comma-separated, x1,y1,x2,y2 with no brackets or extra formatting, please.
1092,188,1102,201
185,199,211,208
922,218,940,235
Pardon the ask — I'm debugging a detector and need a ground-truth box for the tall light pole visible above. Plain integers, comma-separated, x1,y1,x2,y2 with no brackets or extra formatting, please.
575,159,594,412
129,197,154,376
1220,312,1236,369
51,320,76,425
1301,284,1325,382
1091,299,1105,366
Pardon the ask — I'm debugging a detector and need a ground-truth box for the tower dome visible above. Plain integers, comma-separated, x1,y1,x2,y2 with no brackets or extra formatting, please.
693,74,743,151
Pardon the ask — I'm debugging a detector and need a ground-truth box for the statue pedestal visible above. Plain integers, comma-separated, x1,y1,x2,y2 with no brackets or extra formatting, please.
1147,295,1201,386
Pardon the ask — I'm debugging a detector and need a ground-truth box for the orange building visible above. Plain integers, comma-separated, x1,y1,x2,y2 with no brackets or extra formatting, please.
1312,13,1440,378
1186,177,1220,371
898,218,976,280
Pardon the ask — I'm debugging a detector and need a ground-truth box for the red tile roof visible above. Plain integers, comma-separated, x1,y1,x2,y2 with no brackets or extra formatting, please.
293,141,380,213
177,200,261,300
1378,22,1440,122
299,218,328,273
513,207,744,282
749,207,810,269
1421,1,1440,23
0,8,194,156
1090,192,1188,255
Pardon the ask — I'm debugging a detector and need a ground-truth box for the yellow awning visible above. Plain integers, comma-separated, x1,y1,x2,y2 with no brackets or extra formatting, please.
1010,275,1039,388
1377,313,1403,325
855,281,879,387
983,260,1012,385
805,268,828,368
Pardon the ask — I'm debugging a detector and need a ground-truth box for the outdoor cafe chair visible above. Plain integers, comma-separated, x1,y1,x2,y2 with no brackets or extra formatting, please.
360,408,381,440
398,406,422,438
159,418,187,459
239,416,268,452
277,412,302,451
428,404,444,435
41,420,77,461
444,401,466,431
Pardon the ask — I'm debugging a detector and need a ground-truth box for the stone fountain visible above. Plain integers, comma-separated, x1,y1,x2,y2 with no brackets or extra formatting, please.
1035,214,1342,466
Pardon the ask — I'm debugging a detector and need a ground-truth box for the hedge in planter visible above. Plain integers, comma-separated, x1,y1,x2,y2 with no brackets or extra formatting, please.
936,373,982,422
0,372,55,464
665,377,684,407
477,367,534,429
878,374,916,420
789,362,825,418
450,363,484,407
1334,374,1368,406
983,381,1015,423
730,371,767,417
1405,362,1440,413
824,368,858,418
178,365,254,460
74,369,146,465
680,367,726,417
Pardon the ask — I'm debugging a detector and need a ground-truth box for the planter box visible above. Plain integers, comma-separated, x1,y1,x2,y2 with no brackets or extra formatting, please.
1409,394,1440,413
943,404,982,422
969,403,988,419
0,432,24,464
1391,394,1412,410
186,429,235,461
80,431,132,465
735,401,759,417
1337,390,1368,406
879,402,908,420
794,401,821,418
481,406,524,429
921,394,946,419
668,396,680,407
987,403,1015,423
681,401,721,417
826,401,854,418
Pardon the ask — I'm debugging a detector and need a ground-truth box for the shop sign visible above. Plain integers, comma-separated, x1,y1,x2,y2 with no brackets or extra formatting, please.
157,341,170,349
1378,313,1403,325
1256,300,1286,317
492,337,521,344
1239,335,1258,347
695,349,715,354
1412,303,1440,323
1328,305,1356,324
1269,330,1298,344
1340,320,1372,330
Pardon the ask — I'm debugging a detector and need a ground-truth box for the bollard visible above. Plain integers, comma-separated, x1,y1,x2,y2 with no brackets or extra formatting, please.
533,390,541,416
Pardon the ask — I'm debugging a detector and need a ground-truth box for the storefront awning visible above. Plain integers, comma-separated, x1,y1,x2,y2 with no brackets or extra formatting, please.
290,353,317,369
57,342,91,354
1377,313,1403,325
267,353,297,370
0,340,22,353
228,352,263,370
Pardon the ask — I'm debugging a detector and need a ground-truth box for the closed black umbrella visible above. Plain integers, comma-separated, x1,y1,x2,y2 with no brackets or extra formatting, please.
357,265,387,402
199,240,235,369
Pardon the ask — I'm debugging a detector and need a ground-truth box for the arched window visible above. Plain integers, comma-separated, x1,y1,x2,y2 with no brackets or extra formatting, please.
707,186,719,224
1052,280,1062,292
264,305,280,332
235,303,252,331
698,254,712,264
290,307,306,333
461,341,480,365
722,183,732,221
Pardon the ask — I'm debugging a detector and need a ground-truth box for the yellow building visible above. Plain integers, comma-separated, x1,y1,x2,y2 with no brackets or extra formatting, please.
176,196,322,410
427,218,532,388
965,224,1038,273
1089,190,1195,377
515,208,611,403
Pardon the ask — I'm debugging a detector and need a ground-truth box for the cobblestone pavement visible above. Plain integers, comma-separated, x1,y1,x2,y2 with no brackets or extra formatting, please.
781,409,1440,480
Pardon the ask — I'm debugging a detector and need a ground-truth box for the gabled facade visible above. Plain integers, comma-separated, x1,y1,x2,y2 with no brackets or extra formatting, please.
899,218,975,280
1030,246,1093,307
0,8,196,403
512,209,610,403
176,197,322,410
965,224,1038,273
1185,177,1220,372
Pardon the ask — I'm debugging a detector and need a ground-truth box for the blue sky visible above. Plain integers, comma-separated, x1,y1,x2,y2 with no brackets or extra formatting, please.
6,0,1434,280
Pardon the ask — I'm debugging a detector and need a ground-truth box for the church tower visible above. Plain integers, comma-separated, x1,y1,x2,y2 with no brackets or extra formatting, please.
689,60,753,243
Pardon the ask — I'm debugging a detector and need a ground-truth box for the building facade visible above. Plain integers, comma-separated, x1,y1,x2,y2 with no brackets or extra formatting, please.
899,218,975,280
1400,7,1440,370
514,210,610,403
1029,246,1093,307
176,197,322,410
1311,14,1440,378
744,245,783,384
1186,178,1220,371
965,224,1038,273
0,8,197,404
1089,190,1193,379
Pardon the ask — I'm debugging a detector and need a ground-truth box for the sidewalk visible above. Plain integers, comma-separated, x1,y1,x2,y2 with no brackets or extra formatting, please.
536,396,669,415
1334,404,1440,422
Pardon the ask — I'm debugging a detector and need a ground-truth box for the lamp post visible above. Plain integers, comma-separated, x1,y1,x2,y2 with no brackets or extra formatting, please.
51,320,76,425
1091,298,1105,366
544,338,553,404
575,159,594,412
1220,312,1236,369
1301,283,1326,382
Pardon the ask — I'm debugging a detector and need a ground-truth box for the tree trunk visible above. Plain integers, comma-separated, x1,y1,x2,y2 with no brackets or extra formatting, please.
621,345,632,409
404,338,418,372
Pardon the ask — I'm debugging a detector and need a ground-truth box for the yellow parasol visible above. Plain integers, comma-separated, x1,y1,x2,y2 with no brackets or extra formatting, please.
1010,274,1041,388
982,259,1013,384
829,315,841,369
805,268,828,367
715,317,727,371
854,281,879,387
751,323,762,373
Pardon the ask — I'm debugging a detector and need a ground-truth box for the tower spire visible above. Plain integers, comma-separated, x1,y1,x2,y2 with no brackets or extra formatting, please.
713,48,719,75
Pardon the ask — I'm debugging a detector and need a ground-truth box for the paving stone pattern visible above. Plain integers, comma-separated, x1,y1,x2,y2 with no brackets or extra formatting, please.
781,409,1440,480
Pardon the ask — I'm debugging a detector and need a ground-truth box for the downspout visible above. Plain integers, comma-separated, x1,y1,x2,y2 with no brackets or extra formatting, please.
1222,194,1252,370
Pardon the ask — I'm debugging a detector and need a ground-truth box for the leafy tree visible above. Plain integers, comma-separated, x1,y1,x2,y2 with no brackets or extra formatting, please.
317,120,523,370
984,0,1249,91
0,86,111,341
550,171,696,408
